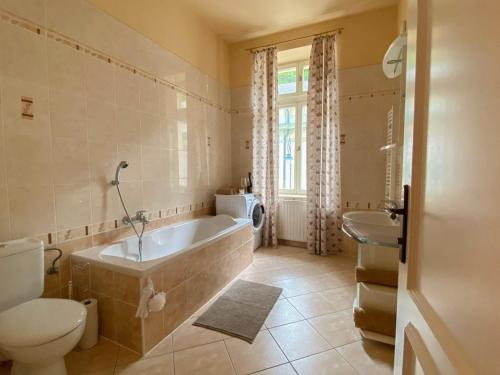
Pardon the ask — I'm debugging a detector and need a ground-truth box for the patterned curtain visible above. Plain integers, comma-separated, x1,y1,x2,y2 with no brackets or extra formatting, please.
306,35,342,255
252,47,278,248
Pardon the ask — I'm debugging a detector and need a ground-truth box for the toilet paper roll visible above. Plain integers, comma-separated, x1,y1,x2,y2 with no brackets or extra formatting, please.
78,298,98,350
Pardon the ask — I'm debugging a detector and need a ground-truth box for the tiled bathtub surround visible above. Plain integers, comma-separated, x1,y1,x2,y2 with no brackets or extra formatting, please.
70,223,253,354
0,0,232,294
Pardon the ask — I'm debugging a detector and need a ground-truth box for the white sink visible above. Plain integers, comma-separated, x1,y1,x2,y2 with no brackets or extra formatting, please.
342,211,401,247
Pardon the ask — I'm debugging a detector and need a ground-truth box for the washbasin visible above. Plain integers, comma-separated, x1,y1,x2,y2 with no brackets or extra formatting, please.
342,211,401,247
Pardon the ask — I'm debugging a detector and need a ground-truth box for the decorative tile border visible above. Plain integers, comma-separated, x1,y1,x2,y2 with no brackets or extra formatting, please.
0,8,231,114
231,88,401,115
36,199,215,246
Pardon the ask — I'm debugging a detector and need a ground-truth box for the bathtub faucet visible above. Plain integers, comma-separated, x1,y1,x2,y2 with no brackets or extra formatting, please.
122,210,149,226
121,210,148,262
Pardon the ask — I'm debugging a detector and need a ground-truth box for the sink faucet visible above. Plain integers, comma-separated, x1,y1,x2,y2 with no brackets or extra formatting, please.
380,200,400,219
122,210,149,226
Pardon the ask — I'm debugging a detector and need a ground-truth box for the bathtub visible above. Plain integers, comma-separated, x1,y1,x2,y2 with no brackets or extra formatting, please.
71,214,254,354
73,214,252,277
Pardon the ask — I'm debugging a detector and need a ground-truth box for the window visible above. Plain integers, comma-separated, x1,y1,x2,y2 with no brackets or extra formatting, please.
277,61,309,195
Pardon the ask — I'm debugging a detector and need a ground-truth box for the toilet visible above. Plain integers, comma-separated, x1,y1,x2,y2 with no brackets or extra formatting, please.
0,238,87,375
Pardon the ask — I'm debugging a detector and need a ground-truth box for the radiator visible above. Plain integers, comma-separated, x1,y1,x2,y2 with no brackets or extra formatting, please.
277,198,307,242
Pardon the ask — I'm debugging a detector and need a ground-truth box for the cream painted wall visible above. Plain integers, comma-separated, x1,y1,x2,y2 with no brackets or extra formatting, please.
229,6,398,88
88,0,230,86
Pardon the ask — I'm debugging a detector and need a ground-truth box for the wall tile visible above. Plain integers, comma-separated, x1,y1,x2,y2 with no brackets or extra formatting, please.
9,185,55,237
91,291,116,340
116,69,140,110
163,283,188,336
0,22,47,85
115,300,142,352
49,89,87,139
142,180,167,212
141,146,165,181
52,136,90,185
139,78,159,115
140,113,161,145
54,183,91,231
116,108,141,144
114,272,140,305
84,55,115,104
90,265,114,296
86,98,116,142
47,38,85,93
5,134,51,188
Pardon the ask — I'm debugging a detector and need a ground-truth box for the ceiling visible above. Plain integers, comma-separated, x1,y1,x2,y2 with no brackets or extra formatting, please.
183,0,398,42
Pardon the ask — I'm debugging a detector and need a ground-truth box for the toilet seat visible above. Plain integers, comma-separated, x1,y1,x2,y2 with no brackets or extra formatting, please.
0,298,86,348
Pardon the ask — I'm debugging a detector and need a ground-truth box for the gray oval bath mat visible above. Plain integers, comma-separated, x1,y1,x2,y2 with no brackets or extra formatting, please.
193,279,282,343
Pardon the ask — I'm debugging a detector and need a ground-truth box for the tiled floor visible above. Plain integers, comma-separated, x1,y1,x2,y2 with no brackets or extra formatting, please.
0,246,394,375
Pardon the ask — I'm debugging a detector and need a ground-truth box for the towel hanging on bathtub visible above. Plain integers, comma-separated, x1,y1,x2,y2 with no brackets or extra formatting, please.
135,277,166,318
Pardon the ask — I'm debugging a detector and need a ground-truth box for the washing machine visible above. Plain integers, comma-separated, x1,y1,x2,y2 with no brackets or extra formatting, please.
215,194,265,250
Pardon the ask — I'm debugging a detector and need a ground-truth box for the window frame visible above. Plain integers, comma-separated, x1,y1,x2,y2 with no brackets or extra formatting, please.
277,60,309,196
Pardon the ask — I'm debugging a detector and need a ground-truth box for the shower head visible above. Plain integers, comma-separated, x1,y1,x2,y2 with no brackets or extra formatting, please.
111,161,128,185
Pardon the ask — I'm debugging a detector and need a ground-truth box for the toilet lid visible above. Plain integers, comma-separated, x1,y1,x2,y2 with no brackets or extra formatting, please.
0,298,86,348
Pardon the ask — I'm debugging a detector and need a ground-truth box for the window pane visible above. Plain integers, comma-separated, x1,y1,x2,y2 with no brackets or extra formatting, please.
300,105,307,191
278,67,297,95
302,65,309,91
279,107,296,190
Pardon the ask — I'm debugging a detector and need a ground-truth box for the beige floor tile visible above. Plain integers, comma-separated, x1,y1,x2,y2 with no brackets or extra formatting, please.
307,271,356,291
269,321,331,361
225,330,287,375
308,310,361,348
288,292,337,319
115,353,174,375
272,277,317,298
251,363,297,375
265,299,304,328
172,318,224,351
336,340,394,375
65,338,119,375
320,285,356,306
145,334,173,357
291,349,358,375
174,341,236,375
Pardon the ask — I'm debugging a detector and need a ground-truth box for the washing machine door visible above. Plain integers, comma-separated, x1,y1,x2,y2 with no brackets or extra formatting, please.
251,201,265,231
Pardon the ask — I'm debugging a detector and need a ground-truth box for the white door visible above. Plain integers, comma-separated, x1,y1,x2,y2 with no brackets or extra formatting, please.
394,0,500,374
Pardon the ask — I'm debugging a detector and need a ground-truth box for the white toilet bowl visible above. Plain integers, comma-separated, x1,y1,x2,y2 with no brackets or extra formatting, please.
0,298,87,375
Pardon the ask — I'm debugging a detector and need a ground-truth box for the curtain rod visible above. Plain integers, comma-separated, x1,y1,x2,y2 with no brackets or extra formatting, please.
245,27,344,52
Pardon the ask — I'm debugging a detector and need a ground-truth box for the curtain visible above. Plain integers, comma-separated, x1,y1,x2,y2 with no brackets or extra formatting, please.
306,35,342,255
252,47,278,248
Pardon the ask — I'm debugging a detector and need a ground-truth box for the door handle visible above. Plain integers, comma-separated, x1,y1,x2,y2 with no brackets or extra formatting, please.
389,184,409,263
